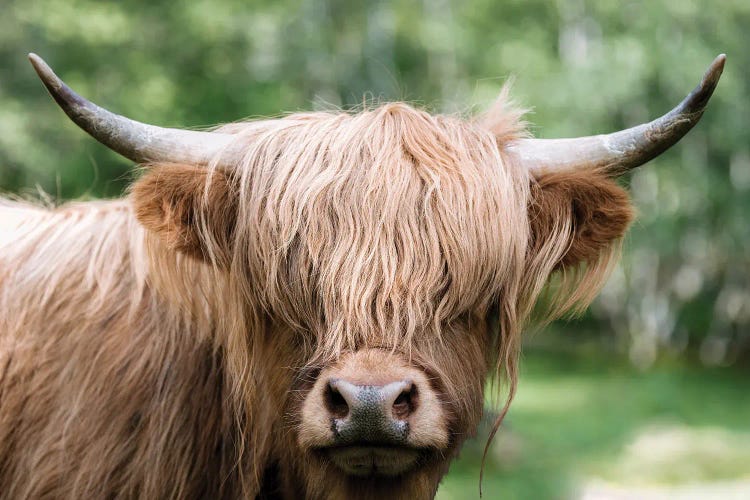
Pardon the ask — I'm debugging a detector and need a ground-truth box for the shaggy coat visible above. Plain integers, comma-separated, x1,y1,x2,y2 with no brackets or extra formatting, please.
0,96,632,499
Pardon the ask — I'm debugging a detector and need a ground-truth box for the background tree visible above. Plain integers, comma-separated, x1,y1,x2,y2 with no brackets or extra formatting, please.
1,1,748,497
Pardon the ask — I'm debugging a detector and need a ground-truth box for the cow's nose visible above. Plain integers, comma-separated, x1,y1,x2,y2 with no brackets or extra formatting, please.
325,378,417,445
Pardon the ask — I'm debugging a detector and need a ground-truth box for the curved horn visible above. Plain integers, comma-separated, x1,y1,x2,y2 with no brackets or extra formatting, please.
28,53,238,166
508,54,726,176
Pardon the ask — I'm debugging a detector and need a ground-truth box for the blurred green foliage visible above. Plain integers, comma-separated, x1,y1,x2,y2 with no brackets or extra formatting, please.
1,1,748,497
3,0,746,366
2,0,748,363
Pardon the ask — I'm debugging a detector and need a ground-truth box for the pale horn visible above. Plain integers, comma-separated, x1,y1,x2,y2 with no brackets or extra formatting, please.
508,54,726,176
29,53,239,166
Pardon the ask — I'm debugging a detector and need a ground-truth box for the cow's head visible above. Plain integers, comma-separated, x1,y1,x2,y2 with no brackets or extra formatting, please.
29,53,724,499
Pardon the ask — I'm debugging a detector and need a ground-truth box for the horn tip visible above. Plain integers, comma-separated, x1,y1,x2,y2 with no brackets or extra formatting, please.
711,53,726,74
28,52,47,72
703,54,726,89
684,53,726,114
27,53,60,89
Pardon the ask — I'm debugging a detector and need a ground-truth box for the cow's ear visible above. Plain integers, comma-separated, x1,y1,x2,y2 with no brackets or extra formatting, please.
528,169,634,269
131,164,237,266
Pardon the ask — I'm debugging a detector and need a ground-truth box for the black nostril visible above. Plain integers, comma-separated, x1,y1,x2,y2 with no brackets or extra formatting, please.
325,381,349,419
392,384,418,420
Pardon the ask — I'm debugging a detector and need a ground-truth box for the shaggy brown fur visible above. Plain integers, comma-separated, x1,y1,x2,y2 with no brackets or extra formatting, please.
0,94,633,499
133,164,239,267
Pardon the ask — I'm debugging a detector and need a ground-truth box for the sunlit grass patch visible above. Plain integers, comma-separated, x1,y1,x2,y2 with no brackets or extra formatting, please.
437,347,750,500
591,423,750,485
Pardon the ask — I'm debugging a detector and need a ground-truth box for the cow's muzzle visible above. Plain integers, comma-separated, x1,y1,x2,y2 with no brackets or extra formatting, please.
321,379,420,475
297,349,449,477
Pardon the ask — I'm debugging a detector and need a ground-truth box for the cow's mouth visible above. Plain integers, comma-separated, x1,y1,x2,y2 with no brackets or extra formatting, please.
322,445,422,476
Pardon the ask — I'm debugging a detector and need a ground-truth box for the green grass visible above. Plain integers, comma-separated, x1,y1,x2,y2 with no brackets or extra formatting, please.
437,347,750,500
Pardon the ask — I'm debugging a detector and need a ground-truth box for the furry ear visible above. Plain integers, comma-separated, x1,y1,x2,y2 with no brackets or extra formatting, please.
131,164,237,266
528,169,635,270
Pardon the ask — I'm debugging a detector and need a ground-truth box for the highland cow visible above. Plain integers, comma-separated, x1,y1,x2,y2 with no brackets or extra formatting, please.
0,53,724,499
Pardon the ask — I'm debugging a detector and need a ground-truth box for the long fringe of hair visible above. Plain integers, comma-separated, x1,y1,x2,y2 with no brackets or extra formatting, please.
192,88,621,482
